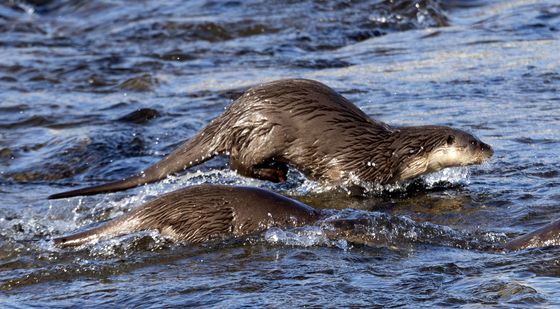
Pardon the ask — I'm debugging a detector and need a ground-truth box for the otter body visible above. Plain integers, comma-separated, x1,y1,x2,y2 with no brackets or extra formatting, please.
54,185,319,247
49,79,493,199
54,184,560,252
504,219,560,250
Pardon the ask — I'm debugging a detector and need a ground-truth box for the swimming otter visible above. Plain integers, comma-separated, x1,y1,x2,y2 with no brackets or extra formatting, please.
54,184,560,251
54,185,319,247
504,218,560,250
49,79,493,199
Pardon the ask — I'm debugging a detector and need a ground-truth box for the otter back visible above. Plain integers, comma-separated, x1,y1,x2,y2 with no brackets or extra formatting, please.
53,185,319,247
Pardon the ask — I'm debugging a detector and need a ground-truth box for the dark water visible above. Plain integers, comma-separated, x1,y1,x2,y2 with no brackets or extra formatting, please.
1,0,560,307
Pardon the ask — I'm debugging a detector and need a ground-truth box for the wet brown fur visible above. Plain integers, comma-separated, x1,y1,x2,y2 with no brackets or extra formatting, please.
504,218,560,250
54,185,319,247
49,79,492,199
54,183,560,251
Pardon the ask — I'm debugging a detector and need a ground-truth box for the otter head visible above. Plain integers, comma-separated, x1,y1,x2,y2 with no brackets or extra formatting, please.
425,129,493,172
395,126,493,181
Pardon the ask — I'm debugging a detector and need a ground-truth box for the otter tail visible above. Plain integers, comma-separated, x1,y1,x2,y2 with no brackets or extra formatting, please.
48,133,221,199
53,216,132,247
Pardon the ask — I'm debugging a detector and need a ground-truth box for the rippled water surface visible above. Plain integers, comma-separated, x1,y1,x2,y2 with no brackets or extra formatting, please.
1,0,560,307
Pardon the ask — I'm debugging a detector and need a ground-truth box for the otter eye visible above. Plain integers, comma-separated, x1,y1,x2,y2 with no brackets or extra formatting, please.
446,135,455,145
470,140,477,146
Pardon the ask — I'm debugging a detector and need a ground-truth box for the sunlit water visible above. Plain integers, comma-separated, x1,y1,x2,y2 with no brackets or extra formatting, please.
1,0,560,307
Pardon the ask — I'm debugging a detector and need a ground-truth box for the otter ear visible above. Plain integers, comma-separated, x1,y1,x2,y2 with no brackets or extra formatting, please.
446,135,455,145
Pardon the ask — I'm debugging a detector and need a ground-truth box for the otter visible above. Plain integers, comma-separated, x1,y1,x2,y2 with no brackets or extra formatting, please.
54,185,319,247
49,79,493,199
54,184,560,252
504,218,560,250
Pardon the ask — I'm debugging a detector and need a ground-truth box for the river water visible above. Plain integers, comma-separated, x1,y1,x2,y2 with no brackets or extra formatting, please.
1,0,559,307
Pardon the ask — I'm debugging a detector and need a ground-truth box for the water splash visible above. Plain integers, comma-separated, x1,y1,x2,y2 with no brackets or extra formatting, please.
264,226,348,250
421,166,470,188
264,209,507,252
284,166,472,197
87,231,169,258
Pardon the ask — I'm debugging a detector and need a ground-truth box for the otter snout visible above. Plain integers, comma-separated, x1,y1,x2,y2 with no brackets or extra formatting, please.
479,141,493,158
470,140,493,164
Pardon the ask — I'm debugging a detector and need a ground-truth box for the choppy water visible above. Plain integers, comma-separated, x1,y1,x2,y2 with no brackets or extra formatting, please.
1,0,560,307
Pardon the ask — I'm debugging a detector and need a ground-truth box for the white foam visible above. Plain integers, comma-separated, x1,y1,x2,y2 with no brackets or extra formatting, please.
421,166,470,187
264,226,348,250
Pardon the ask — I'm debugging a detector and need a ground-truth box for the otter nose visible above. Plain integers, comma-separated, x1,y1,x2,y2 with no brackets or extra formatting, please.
480,142,493,157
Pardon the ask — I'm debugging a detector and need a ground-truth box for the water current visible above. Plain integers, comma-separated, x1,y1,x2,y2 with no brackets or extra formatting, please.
1,0,559,307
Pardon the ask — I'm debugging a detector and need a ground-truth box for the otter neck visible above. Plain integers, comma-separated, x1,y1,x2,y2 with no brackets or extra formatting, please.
390,126,450,181
349,126,448,184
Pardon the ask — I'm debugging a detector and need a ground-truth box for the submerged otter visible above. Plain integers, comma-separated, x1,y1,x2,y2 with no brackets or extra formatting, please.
54,184,560,251
504,219,560,250
49,79,493,199
54,185,319,247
